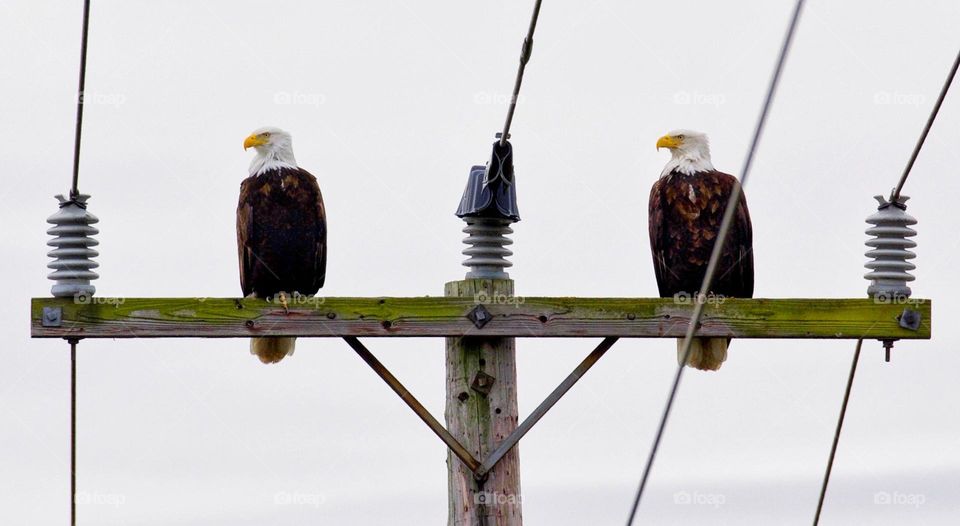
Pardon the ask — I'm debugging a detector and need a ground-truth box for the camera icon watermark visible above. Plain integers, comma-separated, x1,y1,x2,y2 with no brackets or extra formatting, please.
872,292,925,306
274,490,325,508
673,291,726,306
77,91,127,108
474,491,521,507
873,91,925,106
75,490,125,508
264,292,326,308
473,91,525,105
873,491,925,508
673,490,725,508
74,292,125,306
273,90,326,107
673,90,726,107
474,291,525,308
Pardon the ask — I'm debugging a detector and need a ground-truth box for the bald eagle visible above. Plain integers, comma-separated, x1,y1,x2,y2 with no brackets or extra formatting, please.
238,127,327,364
649,130,753,371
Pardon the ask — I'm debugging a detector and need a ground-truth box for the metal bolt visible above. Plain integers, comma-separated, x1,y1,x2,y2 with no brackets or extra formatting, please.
42,306,63,327
467,304,493,329
898,308,921,331
882,339,895,362
471,371,496,396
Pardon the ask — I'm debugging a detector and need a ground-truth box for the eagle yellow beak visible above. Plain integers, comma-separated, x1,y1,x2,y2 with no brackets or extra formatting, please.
656,135,681,151
243,134,267,150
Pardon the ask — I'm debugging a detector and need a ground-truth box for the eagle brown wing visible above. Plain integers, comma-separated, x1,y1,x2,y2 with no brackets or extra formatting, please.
715,179,754,297
649,170,754,298
237,167,327,298
237,184,256,297
301,167,327,292
648,177,673,297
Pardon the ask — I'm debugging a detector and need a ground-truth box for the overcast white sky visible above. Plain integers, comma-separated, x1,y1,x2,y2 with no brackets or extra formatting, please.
2,1,959,524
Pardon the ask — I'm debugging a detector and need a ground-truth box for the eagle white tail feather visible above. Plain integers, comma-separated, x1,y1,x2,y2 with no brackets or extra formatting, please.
677,337,727,371
250,337,296,364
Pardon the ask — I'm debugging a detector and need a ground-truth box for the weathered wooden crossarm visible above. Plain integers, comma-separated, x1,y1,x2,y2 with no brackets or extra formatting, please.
31,296,931,340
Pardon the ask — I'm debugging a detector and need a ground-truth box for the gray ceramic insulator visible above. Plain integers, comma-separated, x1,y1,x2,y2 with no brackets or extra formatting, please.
47,194,99,298
462,217,513,280
864,194,916,299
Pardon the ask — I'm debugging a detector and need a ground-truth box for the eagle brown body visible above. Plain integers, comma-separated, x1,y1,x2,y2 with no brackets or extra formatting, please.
237,167,327,298
649,167,754,370
649,169,753,299
237,163,326,364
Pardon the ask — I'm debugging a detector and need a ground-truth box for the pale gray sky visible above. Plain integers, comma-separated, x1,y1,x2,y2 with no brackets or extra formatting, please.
1,1,958,524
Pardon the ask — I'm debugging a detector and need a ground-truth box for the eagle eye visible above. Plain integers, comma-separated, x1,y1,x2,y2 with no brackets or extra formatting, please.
676,134,685,140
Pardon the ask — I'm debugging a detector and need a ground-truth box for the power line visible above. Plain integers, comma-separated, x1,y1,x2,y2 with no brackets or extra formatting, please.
499,0,544,147
626,0,807,522
813,339,863,525
69,339,78,526
68,2,93,524
70,0,92,199
892,48,960,201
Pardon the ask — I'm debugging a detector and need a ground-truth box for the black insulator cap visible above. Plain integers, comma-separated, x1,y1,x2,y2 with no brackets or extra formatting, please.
455,139,520,221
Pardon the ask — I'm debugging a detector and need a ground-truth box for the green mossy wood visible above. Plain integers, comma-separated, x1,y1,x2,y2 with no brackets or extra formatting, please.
31,293,930,340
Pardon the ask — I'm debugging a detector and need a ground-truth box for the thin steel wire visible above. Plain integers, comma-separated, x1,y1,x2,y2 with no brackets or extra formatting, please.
892,48,960,201
812,339,863,525
70,339,77,526
70,0,92,198
499,0,544,147
67,2,92,521
626,0,806,522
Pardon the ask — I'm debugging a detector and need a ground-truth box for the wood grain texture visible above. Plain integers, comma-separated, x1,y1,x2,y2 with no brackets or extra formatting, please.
445,280,521,526
30,292,931,340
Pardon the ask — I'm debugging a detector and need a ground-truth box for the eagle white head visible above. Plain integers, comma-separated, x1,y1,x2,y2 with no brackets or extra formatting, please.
243,126,298,176
656,129,714,177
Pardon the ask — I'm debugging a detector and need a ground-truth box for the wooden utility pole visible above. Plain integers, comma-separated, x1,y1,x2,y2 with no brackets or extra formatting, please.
445,279,522,526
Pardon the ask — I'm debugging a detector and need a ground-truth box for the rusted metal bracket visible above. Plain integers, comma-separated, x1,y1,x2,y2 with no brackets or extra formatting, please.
473,337,619,480
344,336,619,482
342,337,481,472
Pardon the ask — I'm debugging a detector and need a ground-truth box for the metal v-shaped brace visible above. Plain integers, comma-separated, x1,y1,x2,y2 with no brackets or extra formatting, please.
343,336,619,480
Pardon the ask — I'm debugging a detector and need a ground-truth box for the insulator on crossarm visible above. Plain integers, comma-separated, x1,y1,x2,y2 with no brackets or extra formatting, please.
461,218,514,279
47,194,99,298
455,136,520,280
864,194,916,301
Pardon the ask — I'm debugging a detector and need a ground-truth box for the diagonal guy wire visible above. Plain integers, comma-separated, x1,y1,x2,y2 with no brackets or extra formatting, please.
813,338,863,525
626,0,807,522
892,48,960,201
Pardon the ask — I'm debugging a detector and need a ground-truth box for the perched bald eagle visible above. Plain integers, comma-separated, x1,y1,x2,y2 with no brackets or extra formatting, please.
649,130,753,371
238,127,327,364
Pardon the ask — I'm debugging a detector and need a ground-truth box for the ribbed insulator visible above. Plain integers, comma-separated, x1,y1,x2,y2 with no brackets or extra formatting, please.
462,217,513,279
864,194,916,300
47,194,99,298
